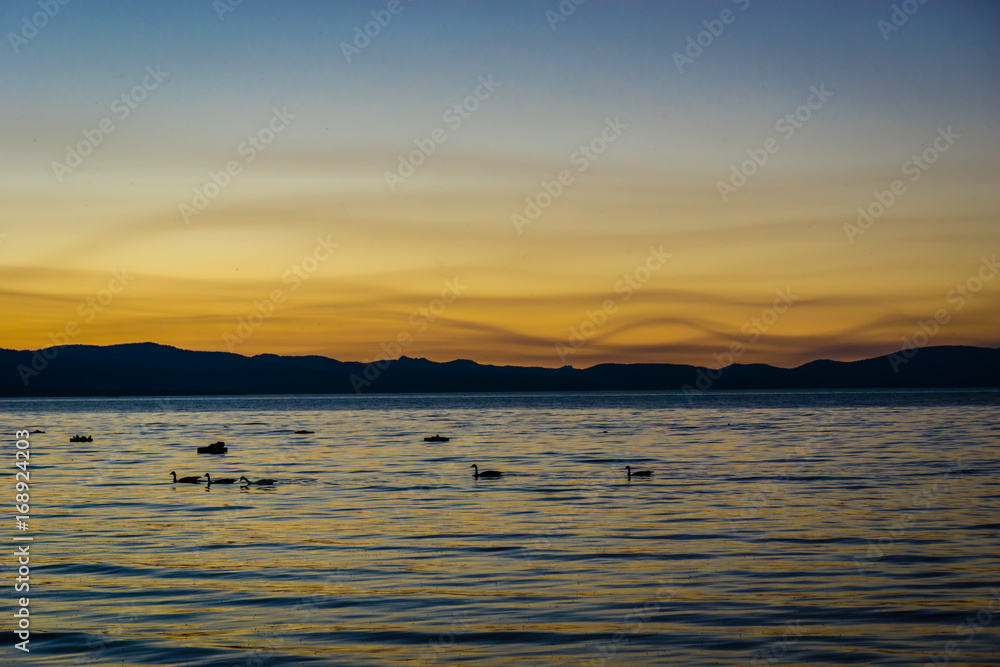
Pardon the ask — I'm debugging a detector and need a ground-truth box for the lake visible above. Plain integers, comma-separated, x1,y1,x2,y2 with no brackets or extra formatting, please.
3,390,999,666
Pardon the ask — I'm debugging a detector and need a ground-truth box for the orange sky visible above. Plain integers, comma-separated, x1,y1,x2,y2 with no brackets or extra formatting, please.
1,2,998,368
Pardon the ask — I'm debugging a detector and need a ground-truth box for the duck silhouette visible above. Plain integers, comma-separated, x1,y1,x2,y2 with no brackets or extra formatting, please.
239,476,276,486
205,474,238,485
197,441,228,454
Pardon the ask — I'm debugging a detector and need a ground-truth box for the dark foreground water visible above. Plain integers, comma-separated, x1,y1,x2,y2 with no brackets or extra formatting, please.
2,390,999,666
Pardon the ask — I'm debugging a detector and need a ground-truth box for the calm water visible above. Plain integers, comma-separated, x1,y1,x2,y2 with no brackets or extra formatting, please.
3,390,999,666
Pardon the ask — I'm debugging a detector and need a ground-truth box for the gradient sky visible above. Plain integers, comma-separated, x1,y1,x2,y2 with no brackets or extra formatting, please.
2,0,998,368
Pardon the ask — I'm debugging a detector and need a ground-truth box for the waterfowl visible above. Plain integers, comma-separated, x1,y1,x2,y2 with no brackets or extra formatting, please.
625,465,653,479
197,441,228,454
239,476,276,486
205,473,238,485
470,464,502,478
294,430,314,434
425,434,450,442
70,435,93,443
170,471,201,484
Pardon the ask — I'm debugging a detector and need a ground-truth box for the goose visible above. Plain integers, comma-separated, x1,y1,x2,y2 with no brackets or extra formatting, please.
197,441,228,454
625,465,653,479
470,464,502,478
170,471,201,484
205,473,238,485
239,476,277,486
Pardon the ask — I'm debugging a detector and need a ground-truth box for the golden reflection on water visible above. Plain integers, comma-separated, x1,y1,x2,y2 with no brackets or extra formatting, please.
6,393,1000,665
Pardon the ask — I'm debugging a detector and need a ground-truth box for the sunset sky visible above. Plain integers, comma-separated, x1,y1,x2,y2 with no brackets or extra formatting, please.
2,0,998,368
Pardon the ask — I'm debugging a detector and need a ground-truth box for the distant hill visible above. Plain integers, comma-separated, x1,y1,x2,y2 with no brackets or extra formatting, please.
0,342,998,397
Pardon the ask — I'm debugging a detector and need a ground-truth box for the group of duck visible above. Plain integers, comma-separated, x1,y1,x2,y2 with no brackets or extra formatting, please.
171,433,654,486
425,435,653,480
170,472,276,486
453,434,653,480
172,466,651,484
176,439,275,486
469,464,653,479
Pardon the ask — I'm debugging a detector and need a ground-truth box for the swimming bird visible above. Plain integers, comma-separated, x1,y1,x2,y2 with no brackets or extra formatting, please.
170,471,201,484
625,465,653,479
425,434,450,442
197,441,228,454
470,464,502,478
205,473,238,485
239,476,277,485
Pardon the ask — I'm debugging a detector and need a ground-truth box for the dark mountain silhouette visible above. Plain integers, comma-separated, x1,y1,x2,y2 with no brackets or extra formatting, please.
1,342,997,397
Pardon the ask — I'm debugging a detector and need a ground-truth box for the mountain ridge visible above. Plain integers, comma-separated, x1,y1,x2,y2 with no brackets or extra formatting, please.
1,342,998,397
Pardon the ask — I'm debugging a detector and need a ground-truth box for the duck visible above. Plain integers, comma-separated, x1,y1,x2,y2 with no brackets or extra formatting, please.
425,434,450,442
239,476,277,486
197,441,228,454
470,464,502,478
625,465,653,479
170,471,201,484
293,430,314,434
205,473,238,485
70,435,94,443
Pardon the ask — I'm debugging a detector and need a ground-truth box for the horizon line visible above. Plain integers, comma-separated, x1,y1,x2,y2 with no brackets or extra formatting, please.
5,340,999,373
